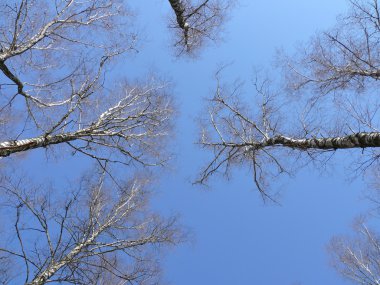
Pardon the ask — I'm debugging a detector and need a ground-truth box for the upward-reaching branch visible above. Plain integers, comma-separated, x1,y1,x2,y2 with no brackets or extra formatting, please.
0,174,183,285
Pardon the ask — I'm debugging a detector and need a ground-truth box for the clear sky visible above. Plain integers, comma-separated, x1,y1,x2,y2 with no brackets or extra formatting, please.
21,1,371,284
122,1,371,284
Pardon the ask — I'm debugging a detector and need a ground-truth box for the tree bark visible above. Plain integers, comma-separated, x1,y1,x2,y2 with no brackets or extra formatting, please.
168,0,188,29
27,231,100,285
218,132,380,151
265,132,380,150
0,131,90,157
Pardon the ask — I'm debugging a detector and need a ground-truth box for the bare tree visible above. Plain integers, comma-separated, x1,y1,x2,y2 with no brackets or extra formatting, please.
281,0,380,95
0,1,195,283
327,169,380,285
0,1,176,168
198,0,380,200
0,0,232,164
0,171,182,285
328,219,380,285
167,0,233,55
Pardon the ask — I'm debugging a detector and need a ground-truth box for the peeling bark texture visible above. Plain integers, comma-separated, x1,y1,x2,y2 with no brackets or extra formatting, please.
199,131,380,194
263,132,380,150
206,132,380,151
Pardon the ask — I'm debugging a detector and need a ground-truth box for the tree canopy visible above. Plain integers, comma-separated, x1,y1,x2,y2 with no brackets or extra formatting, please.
2,0,380,284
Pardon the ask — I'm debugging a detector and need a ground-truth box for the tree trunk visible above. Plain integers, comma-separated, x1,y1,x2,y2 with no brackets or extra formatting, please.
217,132,380,151
0,131,90,157
27,233,98,285
168,0,187,29
265,132,380,150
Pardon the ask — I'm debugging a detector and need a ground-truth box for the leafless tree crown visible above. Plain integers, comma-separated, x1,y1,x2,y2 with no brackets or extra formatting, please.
0,173,182,284
0,1,190,284
198,0,380,200
168,0,234,55
329,220,380,285
281,0,380,94
0,1,175,168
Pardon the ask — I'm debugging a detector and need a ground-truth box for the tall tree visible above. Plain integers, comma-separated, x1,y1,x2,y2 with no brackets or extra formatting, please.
0,172,182,285
198,0,380,200
0,0,232,161
0,1,173,165
0,0,234,282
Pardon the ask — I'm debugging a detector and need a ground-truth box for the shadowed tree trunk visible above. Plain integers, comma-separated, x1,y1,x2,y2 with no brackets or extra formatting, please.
205,132,380,151
168,0,188,30
167,0,233,55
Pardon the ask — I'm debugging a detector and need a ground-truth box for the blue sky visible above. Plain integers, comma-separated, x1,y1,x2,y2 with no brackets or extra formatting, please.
122,1,371,284
17,1,371,284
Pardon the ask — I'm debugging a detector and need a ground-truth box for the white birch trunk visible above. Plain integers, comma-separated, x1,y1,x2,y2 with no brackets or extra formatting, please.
0,131,89,157
213,132,380,151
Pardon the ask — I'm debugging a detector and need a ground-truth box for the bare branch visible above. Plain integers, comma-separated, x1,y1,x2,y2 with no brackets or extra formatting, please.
329,220,380,285
0,174,183,285
168,0,234,55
